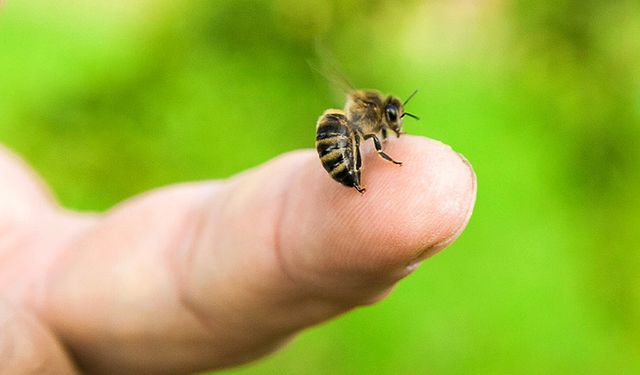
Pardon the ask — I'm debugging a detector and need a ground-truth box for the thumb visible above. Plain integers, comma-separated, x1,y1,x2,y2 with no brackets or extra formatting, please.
40,135,476,373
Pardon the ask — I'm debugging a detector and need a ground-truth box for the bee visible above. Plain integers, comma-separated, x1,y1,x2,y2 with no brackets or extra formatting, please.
315,89,419,193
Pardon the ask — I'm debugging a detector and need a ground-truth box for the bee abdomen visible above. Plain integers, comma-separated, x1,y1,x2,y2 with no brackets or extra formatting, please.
315,110,362,190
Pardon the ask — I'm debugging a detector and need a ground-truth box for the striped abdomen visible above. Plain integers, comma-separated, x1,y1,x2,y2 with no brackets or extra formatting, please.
315,110,364,193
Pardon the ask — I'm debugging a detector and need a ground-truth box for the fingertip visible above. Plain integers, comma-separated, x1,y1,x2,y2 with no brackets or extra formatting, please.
280,136,476,287
188,137,476,305
381,137,477,262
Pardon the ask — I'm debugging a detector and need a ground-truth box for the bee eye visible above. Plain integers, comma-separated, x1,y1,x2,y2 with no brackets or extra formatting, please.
386,106,398,122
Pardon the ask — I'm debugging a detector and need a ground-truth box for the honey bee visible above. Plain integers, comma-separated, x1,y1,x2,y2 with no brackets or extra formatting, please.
315,89,419,193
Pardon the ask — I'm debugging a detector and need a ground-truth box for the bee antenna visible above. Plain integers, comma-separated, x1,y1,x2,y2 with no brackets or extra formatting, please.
403,89,418,106
402,112,420,120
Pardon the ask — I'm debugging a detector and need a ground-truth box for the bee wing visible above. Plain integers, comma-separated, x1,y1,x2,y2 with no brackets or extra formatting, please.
307,58,355,95
308,40,357,104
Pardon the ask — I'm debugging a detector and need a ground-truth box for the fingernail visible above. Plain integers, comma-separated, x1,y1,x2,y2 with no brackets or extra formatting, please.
405,261,422,274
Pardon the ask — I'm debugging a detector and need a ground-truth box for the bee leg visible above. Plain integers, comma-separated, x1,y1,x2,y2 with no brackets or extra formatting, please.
365,134,403,165
353,134,366,194
354,132,363,175
381,128,388,143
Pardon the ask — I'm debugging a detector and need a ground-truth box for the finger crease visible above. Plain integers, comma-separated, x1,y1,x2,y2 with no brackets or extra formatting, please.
271,167,302,287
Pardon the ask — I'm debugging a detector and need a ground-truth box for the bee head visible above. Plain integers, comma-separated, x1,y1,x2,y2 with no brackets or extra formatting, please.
383,97,403,130
384,90,419,137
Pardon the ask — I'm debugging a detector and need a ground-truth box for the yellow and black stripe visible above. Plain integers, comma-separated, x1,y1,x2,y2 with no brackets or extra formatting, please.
315,110,365,193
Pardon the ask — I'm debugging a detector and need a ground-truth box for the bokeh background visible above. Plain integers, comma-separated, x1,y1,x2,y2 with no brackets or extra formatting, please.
2,0,640,373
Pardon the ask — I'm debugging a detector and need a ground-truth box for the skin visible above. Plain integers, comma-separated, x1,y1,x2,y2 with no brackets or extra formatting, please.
0,135,476,374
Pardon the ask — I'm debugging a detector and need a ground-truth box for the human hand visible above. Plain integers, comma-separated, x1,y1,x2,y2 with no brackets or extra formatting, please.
0,136,476,374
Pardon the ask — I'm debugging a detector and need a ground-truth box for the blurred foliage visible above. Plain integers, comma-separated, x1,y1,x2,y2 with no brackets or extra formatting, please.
1,0,640,374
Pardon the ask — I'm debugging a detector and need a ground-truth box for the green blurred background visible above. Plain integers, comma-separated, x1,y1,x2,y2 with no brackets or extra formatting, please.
1,0,639,373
